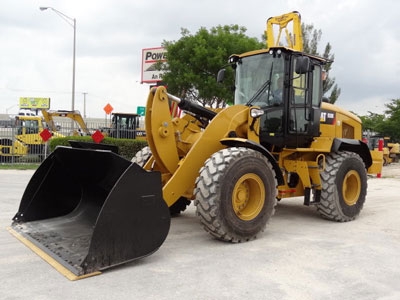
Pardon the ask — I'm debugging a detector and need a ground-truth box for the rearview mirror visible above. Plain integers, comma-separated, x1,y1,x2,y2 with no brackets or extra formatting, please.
295,56,311,74
217,69,226,83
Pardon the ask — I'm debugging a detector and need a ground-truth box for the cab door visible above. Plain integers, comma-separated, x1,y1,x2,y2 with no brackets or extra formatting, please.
287,58,322,147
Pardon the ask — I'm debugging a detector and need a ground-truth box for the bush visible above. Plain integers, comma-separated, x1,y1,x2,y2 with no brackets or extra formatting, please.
49,136,148,161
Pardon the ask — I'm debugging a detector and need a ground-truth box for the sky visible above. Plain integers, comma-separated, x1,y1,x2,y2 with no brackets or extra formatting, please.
1,0,399,118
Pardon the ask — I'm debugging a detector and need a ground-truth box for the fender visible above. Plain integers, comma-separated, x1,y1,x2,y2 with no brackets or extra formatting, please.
220,137,284,185
332,138,372,168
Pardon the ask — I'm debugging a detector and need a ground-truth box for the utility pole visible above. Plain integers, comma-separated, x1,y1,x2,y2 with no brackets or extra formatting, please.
82,92,87,118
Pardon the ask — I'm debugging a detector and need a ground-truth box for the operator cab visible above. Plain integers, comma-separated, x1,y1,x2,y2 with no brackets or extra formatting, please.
110,113,141,139
230,47,326,150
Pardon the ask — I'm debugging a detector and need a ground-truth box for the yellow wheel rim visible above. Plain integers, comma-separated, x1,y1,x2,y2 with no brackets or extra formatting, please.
232,173,265,221
342,170,361,206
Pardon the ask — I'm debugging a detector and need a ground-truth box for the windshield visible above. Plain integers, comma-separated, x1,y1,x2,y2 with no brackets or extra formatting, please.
234,53,284,106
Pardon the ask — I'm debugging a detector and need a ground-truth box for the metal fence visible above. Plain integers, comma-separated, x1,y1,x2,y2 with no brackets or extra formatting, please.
0,121,112,164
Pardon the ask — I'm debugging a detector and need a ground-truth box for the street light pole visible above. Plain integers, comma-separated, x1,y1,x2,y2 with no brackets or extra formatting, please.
72,17,76,111
40,7,76,112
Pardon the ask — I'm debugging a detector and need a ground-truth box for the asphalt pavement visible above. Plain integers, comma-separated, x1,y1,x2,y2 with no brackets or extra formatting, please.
1,165,400,300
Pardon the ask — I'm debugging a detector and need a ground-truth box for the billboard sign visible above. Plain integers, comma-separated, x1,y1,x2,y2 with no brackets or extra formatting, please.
19,97,50,109
141,47,167,83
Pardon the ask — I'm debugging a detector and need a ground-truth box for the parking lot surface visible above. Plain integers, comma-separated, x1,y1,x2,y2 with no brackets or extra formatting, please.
1,164,400,300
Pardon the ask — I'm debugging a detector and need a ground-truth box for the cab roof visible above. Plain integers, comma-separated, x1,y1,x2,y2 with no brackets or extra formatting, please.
230,46,332,65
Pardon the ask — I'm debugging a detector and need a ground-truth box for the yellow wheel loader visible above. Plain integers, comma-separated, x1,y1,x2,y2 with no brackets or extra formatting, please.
9,11,383,280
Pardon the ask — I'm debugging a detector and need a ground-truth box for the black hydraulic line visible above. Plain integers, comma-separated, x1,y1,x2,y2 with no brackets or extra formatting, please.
164,91,217,121
177,99,217,121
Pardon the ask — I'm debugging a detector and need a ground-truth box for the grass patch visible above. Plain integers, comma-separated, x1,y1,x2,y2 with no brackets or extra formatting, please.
0,163,39,170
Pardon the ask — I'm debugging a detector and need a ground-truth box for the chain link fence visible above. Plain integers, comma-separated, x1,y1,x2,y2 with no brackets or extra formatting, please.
0,120,114,164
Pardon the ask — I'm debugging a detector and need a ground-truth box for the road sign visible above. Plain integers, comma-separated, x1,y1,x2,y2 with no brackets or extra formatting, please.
92,130,105,144
103,103,114,115
137,106,146,116
40,129,52,142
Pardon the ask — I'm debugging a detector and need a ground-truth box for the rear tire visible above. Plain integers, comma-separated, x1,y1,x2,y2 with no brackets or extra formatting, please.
132,146,191,215
317,151,367,222
195,147,277,242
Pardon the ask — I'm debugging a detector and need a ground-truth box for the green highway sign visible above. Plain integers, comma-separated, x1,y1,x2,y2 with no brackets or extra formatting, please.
137,106,146,116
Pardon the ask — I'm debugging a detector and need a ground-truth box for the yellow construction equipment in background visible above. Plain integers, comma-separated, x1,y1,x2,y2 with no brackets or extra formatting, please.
41,109,91,136
0,114,63,162
366,135,400,165
102,112,146,140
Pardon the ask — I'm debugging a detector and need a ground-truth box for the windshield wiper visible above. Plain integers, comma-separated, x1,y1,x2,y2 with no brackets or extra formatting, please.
247,63,274,106
246,79,271,106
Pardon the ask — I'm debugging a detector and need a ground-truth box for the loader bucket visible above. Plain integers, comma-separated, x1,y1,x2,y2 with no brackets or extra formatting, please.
10,146,170,280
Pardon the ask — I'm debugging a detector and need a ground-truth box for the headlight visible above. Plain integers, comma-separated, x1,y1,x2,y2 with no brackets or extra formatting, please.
250,108,264,118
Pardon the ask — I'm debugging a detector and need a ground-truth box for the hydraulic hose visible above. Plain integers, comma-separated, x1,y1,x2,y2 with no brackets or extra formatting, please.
166,93,217,121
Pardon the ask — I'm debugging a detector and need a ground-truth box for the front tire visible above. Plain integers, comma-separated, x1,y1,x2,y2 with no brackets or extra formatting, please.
317,151,367,222
195,147,277,242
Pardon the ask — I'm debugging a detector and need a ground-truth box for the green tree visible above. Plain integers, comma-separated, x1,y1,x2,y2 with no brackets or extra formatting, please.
302,24,341,104
160,25,264,107
358,99,400,142
358,111,385,133
380,99,400,141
